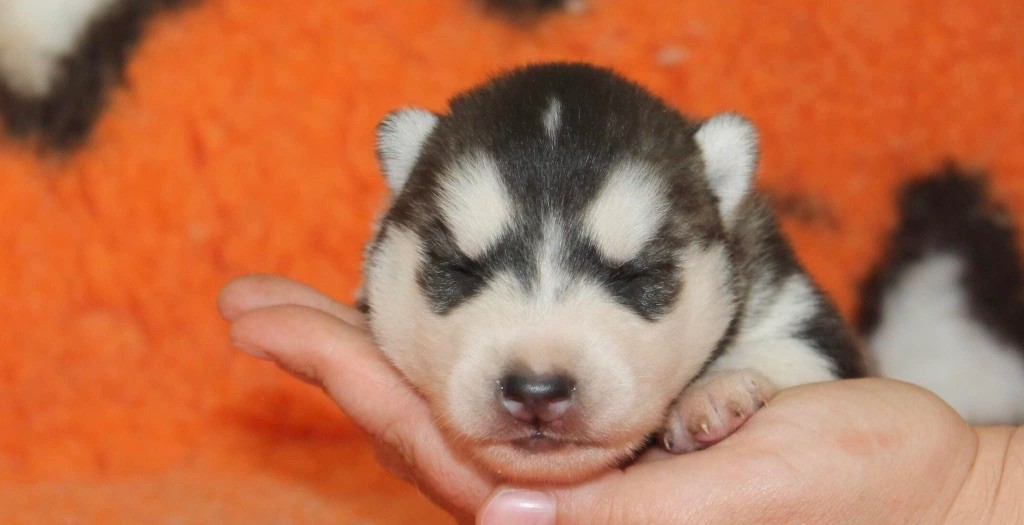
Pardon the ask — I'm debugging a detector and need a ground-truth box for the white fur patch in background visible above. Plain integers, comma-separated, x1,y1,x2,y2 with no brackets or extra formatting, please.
869,252,1024,424
0,0,118,96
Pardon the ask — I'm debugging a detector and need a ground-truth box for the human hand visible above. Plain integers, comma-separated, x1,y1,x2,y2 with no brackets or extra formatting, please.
218,274,991,525
476,377,986,525
217,274,497,522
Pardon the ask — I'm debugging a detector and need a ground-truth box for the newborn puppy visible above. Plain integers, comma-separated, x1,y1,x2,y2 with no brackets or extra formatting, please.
360,63,865,483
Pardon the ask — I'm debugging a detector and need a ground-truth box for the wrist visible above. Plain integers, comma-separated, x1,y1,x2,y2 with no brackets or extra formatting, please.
944,425,1021,525
988,425,1024,524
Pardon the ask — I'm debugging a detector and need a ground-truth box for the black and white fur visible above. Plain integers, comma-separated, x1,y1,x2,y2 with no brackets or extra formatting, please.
0,0,187,149
859,167,1024,425
361,63,865,483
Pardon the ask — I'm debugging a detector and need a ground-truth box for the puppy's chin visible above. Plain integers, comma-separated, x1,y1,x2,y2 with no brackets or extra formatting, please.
471,439,642,484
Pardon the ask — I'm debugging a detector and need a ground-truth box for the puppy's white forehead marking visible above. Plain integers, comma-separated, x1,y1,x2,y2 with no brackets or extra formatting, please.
585,160,669,264
535,218,572,305
438,151,513,258
542,98,562,141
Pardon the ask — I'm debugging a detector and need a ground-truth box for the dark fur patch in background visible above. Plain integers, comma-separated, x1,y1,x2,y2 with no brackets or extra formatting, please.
766,188,840,231
0,0,191,150
857,164,1024,352
479,0,570,12
474,0,579,23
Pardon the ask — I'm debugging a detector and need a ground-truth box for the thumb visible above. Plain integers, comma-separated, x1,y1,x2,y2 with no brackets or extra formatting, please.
476,471,668,525
475,449,779,525
475,488,557,525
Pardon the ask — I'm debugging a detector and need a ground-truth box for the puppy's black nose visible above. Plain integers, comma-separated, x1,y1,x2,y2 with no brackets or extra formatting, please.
499,371,575,423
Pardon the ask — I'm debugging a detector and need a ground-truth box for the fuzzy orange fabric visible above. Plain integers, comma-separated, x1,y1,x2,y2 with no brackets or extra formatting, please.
3,0,1024,522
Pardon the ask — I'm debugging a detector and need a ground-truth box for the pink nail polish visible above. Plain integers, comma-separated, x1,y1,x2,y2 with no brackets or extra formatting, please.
479,489,556,525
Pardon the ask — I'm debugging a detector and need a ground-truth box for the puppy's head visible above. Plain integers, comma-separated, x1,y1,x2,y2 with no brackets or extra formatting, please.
362,63,758,483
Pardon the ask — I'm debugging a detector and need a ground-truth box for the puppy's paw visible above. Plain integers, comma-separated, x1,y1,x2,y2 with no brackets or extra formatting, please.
661,369,777,454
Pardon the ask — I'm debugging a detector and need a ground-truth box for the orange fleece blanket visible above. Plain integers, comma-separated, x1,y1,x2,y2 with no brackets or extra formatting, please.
3,0,1024,522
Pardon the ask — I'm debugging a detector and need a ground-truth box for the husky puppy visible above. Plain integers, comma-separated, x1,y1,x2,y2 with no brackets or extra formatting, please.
360,63,866,483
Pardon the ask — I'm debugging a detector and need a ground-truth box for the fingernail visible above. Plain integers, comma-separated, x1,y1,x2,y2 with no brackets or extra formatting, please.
232,341,272,360
479,489,556,525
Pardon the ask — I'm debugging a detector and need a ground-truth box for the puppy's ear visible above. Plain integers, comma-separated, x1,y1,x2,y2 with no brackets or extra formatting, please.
376,109,440,193
694,113,759,226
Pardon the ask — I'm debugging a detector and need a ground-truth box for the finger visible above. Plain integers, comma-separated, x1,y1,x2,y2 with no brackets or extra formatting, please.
218,273,366,328
229,304,408,423
229,304,494,516
478,450,782,525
